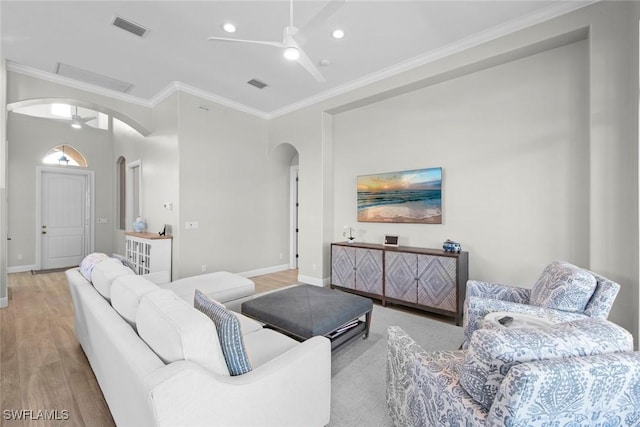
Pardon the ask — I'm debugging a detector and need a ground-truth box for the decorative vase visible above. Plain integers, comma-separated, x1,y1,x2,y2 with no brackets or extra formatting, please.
133,217,147,233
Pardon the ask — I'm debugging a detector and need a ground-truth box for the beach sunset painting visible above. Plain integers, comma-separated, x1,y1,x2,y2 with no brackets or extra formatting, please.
357,167,442,224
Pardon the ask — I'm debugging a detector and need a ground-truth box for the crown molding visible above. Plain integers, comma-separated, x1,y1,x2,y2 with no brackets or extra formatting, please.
151,81,269,120
265,0,598,119
7,0,598,121
6,61,153,108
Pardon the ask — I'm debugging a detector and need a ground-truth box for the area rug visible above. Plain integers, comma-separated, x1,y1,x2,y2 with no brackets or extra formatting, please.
329,303,463,426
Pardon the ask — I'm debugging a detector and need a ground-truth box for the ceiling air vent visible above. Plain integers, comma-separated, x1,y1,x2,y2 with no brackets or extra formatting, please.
247,79,268,89
112,16,149,38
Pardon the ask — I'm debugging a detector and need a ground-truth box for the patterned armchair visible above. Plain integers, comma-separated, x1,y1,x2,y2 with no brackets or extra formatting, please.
462,260,620,348
386,319,640,427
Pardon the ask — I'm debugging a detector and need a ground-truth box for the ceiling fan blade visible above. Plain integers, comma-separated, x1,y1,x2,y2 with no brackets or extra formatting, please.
207,36,284,49
80,116,97,124
297,0,345,45
295,47,326,83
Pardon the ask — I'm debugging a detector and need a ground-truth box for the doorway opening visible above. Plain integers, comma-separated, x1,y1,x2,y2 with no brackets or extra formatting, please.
290,165,299,269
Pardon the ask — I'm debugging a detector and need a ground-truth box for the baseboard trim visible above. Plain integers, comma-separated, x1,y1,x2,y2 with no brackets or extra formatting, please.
298,274,330,287
0,296,7,308
8,264,37,274
238,264,289,278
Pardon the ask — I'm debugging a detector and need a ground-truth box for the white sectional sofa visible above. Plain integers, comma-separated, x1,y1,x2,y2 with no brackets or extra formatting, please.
66,257,331,427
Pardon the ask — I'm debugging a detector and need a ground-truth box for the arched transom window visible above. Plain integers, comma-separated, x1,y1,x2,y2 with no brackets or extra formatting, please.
42,145,88,167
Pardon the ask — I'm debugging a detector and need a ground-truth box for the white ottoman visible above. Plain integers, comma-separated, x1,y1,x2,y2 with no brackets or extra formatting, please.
162,271,255,307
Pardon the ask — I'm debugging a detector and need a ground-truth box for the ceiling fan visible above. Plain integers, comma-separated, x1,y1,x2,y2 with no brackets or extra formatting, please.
51,105,96,129
69,106,96,129
207,0,344,82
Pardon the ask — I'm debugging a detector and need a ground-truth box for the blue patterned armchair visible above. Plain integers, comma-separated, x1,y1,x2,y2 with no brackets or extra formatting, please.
387,319,639,427
462,260,620,348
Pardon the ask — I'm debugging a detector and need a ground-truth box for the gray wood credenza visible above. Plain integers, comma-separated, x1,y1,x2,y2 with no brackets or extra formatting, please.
330,242,468,325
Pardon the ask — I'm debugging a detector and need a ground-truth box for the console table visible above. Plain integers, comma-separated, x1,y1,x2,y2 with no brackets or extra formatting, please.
331,242,468,325
125,232,173,279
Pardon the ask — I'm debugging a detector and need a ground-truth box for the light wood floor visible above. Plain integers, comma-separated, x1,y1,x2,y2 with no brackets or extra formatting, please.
0,269,298,426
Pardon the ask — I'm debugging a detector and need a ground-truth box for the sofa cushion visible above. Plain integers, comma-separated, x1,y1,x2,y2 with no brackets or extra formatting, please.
137,289,229,376
530,261,597,313
167,271,255,304
111,275,159,328
458,318,633,410
234,312,263,336
243,328,298,369
79,252,110,281
194,289,251,376
91,258,135,301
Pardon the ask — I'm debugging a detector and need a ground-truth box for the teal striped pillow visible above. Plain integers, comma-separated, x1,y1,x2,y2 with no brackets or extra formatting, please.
194,289,252,376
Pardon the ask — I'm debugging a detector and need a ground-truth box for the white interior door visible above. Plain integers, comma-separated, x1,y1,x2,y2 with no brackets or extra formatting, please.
40,170,89,269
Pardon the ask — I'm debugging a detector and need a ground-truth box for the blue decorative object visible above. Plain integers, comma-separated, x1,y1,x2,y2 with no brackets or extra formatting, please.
133,217,147,232
443,239,461,253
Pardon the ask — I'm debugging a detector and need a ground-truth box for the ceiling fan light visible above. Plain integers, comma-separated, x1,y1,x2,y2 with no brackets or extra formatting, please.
223,22,236,33
71,121,82,129
284,46,300,60
332,29,345,39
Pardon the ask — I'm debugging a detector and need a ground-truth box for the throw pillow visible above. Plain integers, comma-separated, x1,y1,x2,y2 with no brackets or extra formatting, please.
529,260,597,313
194,289,252,376
111,253,137,273
79,252,109,281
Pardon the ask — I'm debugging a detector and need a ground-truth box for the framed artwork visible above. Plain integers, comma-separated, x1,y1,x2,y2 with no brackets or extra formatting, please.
357,167,442,224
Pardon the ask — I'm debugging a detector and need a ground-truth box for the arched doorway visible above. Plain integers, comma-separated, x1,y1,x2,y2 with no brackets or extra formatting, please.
271,143,300,269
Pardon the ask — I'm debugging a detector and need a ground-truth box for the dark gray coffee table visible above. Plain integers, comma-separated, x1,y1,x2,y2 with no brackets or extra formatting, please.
241,284,373,350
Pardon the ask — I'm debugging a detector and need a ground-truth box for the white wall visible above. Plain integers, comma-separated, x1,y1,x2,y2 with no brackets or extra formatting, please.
112,93,179,275
1,58,7,307
333,41,589,284
269,2,639,342
268,109,329,284
177,92,291,278
7,113,114,268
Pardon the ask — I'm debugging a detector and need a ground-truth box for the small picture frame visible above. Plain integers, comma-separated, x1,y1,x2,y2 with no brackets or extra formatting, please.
384,235,399,247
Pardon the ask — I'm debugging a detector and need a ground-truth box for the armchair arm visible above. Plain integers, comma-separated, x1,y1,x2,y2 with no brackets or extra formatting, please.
386,327,487,427
462,297,587,349
466,280,531,304
488,352,640,426
146,336,331,427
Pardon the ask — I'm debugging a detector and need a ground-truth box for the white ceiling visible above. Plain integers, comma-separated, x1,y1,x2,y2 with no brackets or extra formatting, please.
1,1,593,118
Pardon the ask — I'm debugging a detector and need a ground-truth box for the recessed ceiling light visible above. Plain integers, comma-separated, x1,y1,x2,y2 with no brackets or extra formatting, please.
223,23,236,33
332,29,345,39
319,59,330,67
